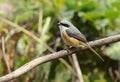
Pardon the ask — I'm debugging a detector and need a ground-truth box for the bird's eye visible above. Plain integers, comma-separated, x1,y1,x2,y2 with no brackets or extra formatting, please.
60,23,69,27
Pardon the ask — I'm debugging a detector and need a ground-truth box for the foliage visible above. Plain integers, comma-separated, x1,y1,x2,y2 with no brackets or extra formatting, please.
0,0,120,82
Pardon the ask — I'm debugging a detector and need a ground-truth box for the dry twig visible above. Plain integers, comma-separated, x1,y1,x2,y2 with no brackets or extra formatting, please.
1,36,11,73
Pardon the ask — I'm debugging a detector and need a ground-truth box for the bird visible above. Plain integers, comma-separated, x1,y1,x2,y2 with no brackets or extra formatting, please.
58,19,104,61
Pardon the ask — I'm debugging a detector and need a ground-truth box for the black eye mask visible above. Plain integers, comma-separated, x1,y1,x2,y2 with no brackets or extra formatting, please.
60,23,69,27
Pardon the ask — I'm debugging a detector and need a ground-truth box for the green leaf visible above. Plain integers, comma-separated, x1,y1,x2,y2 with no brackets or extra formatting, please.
83,75,90,82
95,19,109,30
89,73,99,82
77,0,97,11
15,10,37,22
0,62,3,75
0,23,3,32
111,2,120,10
15,55,30,68
104,9,120,19
0,10,4,17
105,42,120,60
94,79,106,82
0,0,5,2
84,11,102,20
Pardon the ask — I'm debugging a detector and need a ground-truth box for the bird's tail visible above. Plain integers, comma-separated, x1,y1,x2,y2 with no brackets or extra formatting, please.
84,43,104,62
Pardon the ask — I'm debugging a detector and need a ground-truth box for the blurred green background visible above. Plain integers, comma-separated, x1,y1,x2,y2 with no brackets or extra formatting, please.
0,0,120,82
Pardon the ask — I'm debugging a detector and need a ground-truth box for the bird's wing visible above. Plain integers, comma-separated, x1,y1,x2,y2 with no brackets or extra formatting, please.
66,28,87,42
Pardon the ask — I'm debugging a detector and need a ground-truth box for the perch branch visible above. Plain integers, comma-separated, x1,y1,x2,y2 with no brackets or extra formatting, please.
0,34,120,82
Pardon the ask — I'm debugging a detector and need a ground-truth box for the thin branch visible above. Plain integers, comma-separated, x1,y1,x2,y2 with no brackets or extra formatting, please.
0,34,120,82
1,17,41,42
72,54,84,82
1,36,11,73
